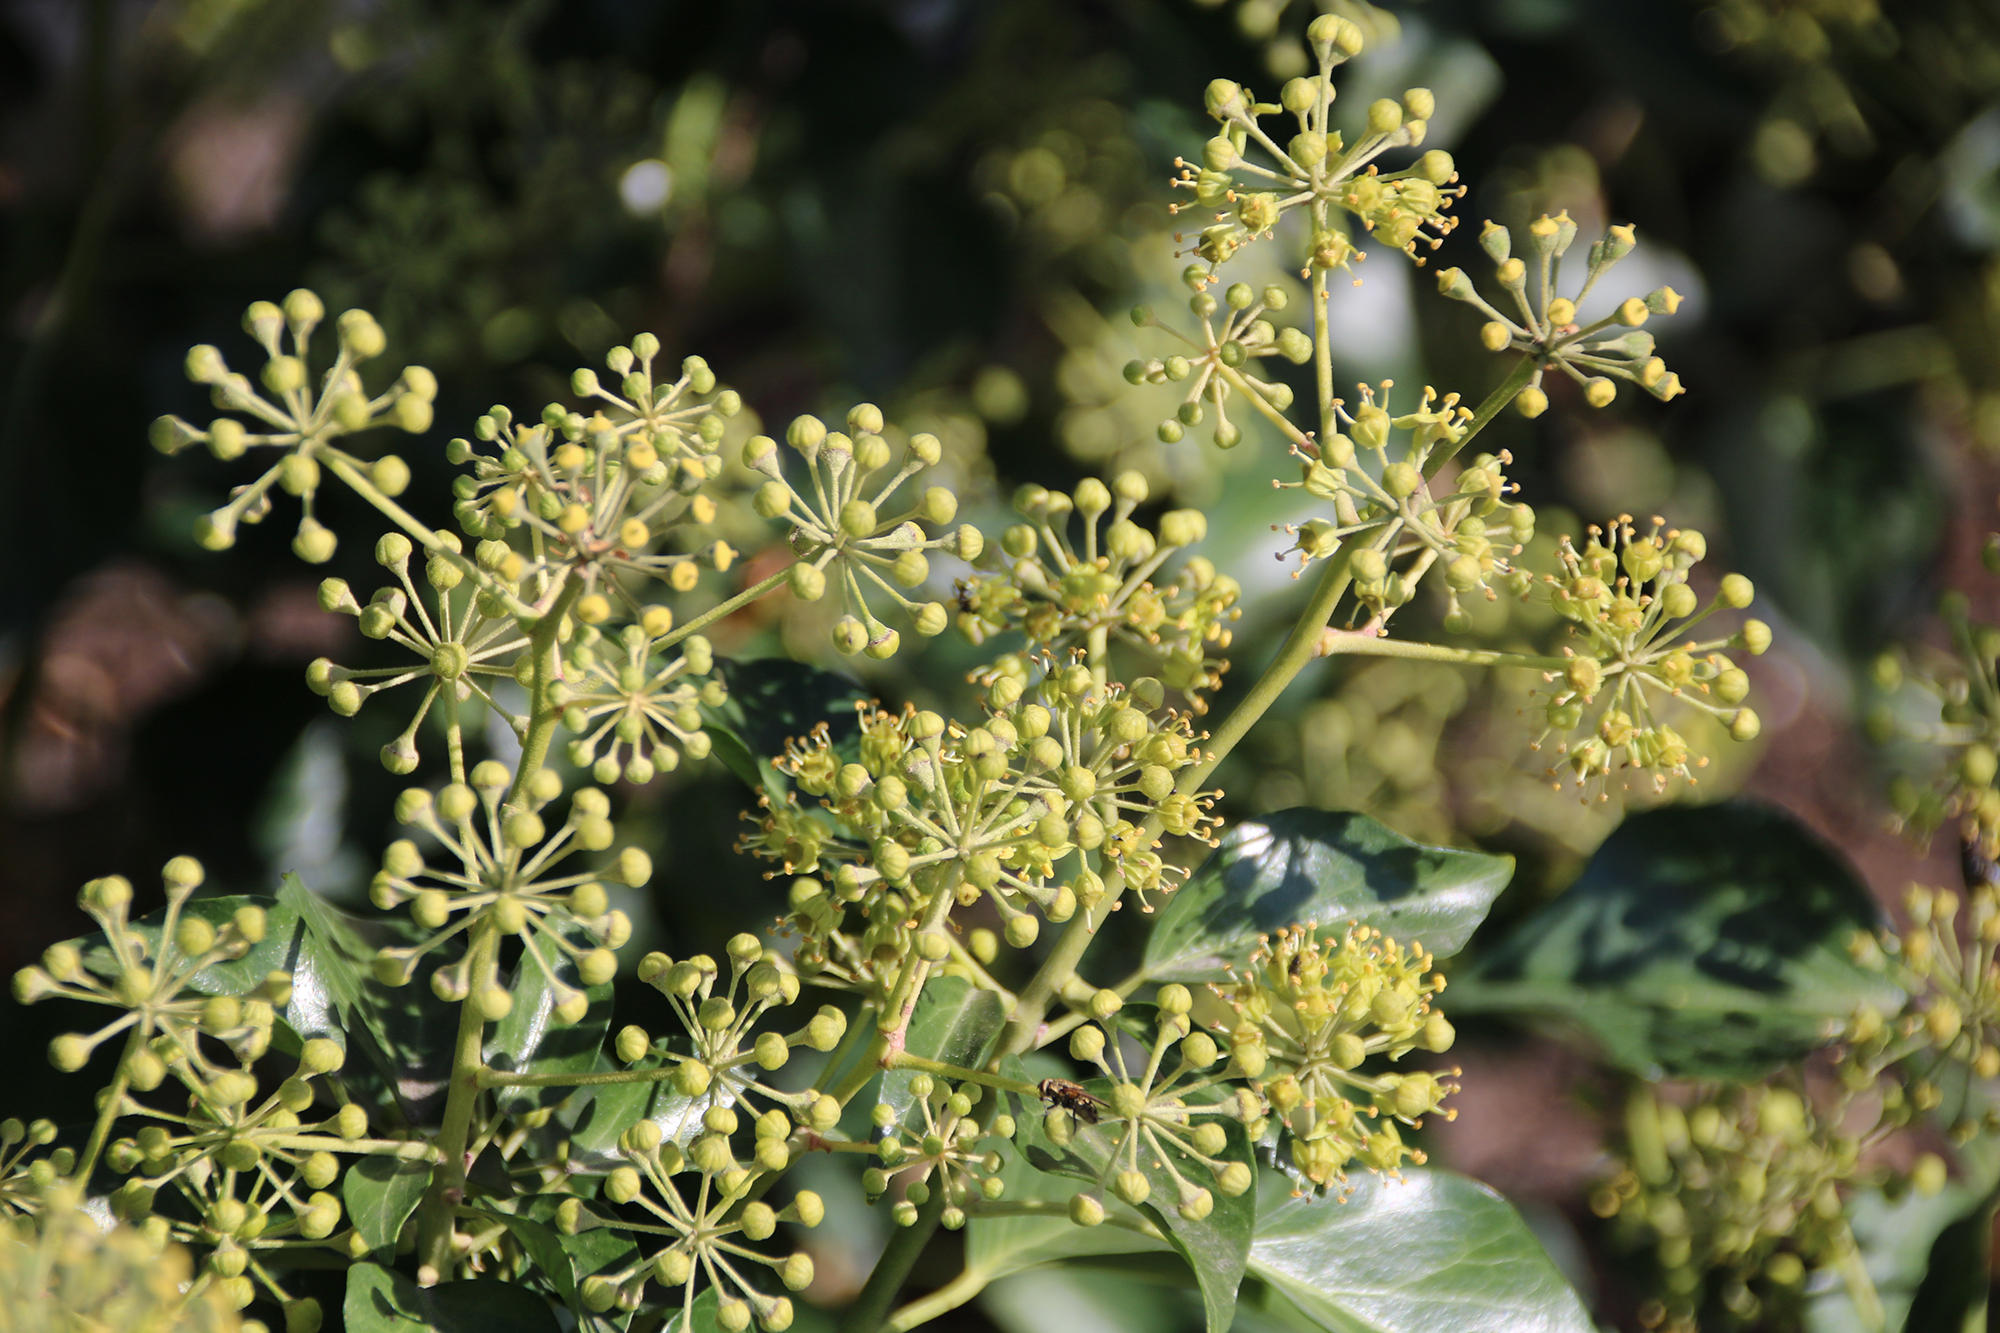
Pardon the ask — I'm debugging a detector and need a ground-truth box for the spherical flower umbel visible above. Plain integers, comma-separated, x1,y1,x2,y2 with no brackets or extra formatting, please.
1128,278,1313,453
1212,925,1456,1194
369,763,641,1020
309,531,532,773
1274,381,1535,632
150,290,433,563
1525,516,1767,795
956,473,1242,710
560,616,725,786
867,1075,1010,1230
1433,215,1685,416
741,405,983,659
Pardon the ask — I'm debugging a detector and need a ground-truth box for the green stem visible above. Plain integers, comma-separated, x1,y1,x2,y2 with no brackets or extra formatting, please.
658,565,793,649
840,1182,949,1333
75,1025,144,1182
884,1266,992,1333
1425,355,1538,476
502,574,585,811
479,1064,683,1089
417,918,499,1279
1317,635,1569,672
879,1053,1038,1097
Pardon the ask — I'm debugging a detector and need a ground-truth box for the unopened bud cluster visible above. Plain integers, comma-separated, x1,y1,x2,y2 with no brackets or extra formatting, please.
1434,215,1685,416
1873,592,2000,855
868,1075,1009,1231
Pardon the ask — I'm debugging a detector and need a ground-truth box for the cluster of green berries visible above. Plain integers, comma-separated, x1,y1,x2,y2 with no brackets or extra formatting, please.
1595,1087,1887,1333
149,291,432,563
1212,924,1454,1193
1435,215,1685,417
1527,518,1768,794
1278,382,1533,629
367,761,646,1020
1171,17,1456,273
745,405,983,660
955,473,1241,709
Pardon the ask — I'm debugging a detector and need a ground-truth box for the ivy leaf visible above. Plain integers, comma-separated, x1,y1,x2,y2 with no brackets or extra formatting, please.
1249,1169,1594,1333
281,874,462,1123
483,919,615,1116
1451,801,1904,1080
342,1154,435,1254
1008,1064,1255,1333
1144,810,1514,983
879,974,1005,1121
966,1115,1169,1282
664,1286,723,1332
343,1262,561,1333
72,894,300,998
701,656,870,798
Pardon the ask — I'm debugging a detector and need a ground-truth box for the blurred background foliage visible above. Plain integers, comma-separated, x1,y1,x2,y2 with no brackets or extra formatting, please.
5,0,2000,1327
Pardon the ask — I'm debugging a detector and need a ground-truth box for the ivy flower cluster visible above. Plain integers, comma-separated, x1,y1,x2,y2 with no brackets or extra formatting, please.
1,1185,247,1333
1128,277,1312,452
567,1111,824,1332
754,671,1218,994
368,762,645,1020
311,532,531,774
866,1075,1012,1231
1594,1088,1872,1333
615,937,849,1143
1434,215,1685,417
149,290,433,562
447,338,743,619
1171,16,1457,274
1526,518,1768,793
558,617,724,786
955,473,1242,708
12,860,284,1093
1872,590,2000,855
1209,924,1454,1194
1058,987,1257,1226
1276,382,1534,629
744,406,983,659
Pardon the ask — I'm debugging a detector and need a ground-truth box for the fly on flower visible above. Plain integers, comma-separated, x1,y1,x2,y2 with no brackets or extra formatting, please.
1039,1078,1106,1127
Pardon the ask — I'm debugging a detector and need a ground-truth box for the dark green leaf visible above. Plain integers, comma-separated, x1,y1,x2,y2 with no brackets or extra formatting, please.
488,1196,642,1324
880,974,1005,1121
1452,801,1904,1080
483,919,615,1115
74,894,301,999
282,875,463,1123
1250,1170,1593,1333
1144,810,1513,984
1008,1063,1255,1333
343,1154,434,1253
343,1261,562,1333
966,1127,1170,1281
702,657,871,798
664,1286,722,1332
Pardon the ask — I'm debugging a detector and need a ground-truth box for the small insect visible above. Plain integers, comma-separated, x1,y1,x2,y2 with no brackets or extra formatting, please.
1038,1078,1105,1126
952,579,979,614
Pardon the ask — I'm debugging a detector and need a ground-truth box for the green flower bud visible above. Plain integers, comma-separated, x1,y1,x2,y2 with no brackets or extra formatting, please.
1366,98,1403,135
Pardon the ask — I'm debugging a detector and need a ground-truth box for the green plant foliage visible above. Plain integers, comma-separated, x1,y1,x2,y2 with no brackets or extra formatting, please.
344,1262,563,1333
1143,809,1513,983
1452,802,1903,1080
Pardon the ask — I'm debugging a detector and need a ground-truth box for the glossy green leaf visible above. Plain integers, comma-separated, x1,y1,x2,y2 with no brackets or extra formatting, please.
342,1154,434,1254
664,1286,722,1332
880,974,1005,1121
1249,1170,1593,1333
488,1196,642,1324
702,657,870,798
281,874,463,1123
1144,810,1514,984
344,1261,561,1333
1008,1063,1255,1333
966,1123,1169,1282
73,894,301,998
483,920,615,1115
1452,801,1904,1080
